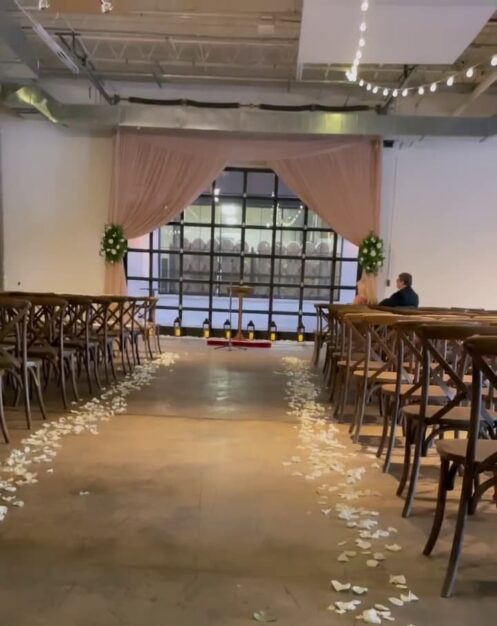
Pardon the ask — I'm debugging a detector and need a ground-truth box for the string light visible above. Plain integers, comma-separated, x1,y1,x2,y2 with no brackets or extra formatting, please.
345,0,370,84
349,0,497,99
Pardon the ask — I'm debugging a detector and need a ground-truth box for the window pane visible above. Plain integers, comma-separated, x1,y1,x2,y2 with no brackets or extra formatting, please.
184,200,212,224
215,200,243,226
159,225,181,251
245,228,272,254
247,171,275,196
303,284,330,302
155,279,179,296
274,257,302,286
306,234,335,257
244,257,271,285
184,280,210,295
157,252,181,280
245,199,274,227
304,259,331,284
183,226,212,251
307,211,331,229
127,251,149,278
127,279,150,297
213,227,242,252
215,170,244,195
156,306,180,327
274,230,304,256
273,286,300,301
213,255,241,283
182,308,209,328
271,314,299,332
183,254,211,282
275,201,305,228
340,261,359,287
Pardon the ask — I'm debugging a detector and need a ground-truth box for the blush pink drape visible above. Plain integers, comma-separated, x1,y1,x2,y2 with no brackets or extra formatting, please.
104,129,381,294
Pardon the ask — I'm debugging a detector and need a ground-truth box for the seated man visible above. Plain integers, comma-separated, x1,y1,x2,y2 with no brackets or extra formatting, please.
379,272,419,308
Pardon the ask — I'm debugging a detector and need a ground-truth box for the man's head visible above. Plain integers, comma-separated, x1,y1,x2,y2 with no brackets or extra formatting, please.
396,272,413,289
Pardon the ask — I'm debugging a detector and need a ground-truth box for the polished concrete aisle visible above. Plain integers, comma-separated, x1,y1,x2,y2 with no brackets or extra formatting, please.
0,339,496,625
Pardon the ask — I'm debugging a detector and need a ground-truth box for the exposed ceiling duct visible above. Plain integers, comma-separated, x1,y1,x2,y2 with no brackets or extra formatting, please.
2,84,497,138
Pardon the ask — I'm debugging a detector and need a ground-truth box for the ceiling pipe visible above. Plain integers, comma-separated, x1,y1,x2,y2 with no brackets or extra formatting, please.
453,69,497,116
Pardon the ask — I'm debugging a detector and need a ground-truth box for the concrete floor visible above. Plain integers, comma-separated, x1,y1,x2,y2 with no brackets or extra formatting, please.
0,339,496,625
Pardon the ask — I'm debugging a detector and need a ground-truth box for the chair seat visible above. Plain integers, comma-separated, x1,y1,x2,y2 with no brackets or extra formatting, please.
338,360,384,369
436,438,497,468
352,370,410,383
381,384,453,399
28,346,75,359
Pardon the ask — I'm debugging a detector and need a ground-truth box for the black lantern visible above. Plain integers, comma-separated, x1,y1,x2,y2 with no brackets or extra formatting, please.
223,319,232,339
173,317,181,337
247,320,255,341
202,318,210,339
270,321,277,342
297,321,305,343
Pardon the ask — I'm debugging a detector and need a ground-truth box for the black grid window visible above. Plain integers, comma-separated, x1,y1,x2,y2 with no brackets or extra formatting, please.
126,167,359,338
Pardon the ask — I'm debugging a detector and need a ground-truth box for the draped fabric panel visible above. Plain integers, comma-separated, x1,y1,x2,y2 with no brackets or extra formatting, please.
105,129,381,294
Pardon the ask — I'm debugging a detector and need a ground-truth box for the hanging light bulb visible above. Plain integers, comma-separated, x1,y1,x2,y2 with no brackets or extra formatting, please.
38,0,50,8
382,88,389,96
402,88,409,97
418,86,425,95
430,82,437,92
491,55,497,67
359,38,366,48
465,67,474,78
392,89,399,97
366,83,372,91
361,1,369,11
100,0,113,13
359,79,365,87
447,75,455,87
372,86,379,94
360,22,367,32
355,50,363,60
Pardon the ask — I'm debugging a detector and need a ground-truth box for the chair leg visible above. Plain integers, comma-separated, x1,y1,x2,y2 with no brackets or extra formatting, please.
59,359,68,410
353,377,368,444
124,337,133,372
397,418,413,496
68,356,80,402
155,328,162,354
108,343,118,381
30,367,48,421
424,458,450,556
402,421,425,518
0,378,10,443
83,347,93,395
91,346,102,391
441,468,474,597
377,396,391,460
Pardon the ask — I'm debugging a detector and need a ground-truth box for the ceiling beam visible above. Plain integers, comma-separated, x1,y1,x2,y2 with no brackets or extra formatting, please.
453,70,497,116
0,0,39,78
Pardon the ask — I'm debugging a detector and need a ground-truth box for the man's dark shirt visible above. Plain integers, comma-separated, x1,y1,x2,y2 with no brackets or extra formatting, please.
379,286,419,308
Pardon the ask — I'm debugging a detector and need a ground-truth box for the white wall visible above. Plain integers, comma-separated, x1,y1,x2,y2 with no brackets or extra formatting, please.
0,114,112,294
380,138,497,309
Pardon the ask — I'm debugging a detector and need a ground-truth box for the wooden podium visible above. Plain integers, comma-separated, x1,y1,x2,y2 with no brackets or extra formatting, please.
229,285,253,340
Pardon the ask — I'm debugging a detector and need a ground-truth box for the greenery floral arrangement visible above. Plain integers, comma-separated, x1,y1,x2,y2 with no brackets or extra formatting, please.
358,232,385,275
100,224,127,264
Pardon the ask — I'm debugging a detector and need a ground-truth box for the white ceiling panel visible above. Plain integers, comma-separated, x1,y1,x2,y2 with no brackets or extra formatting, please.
298,0,497,65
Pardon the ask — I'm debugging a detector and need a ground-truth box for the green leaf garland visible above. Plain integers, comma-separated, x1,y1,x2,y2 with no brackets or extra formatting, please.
358,232,385,276
100,224,128,264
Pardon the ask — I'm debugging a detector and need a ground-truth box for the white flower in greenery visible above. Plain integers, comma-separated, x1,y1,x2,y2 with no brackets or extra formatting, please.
370,250,376,257
111,248,117,254
376,242,382,249
108,238,114,244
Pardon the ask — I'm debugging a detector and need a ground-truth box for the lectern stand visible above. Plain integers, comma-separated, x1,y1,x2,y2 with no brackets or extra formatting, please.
214,284,253,351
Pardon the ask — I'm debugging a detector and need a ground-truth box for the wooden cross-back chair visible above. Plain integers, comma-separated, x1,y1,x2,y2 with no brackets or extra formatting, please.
62,295,102,395
333,312,394,423
0,297,47,441
424,334,497,597
89,297,118,384
312,303,330,367
378,317,436,472
349,313,409,443
399,322,497,518
105,296,135,375
26,296,79,410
